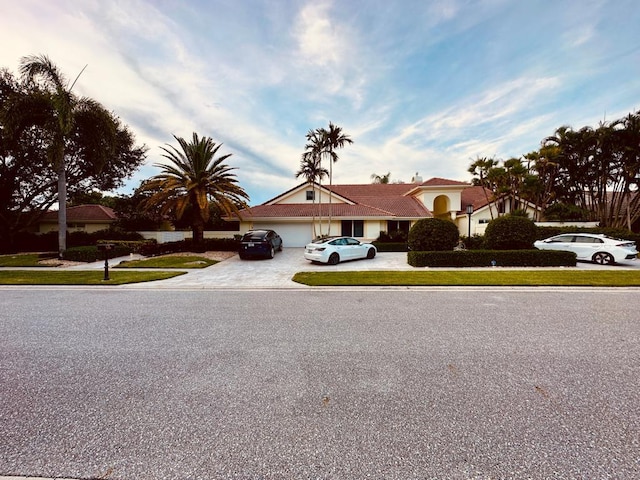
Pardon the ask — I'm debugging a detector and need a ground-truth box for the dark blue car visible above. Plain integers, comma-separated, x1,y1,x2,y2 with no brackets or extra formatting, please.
239,229,283,259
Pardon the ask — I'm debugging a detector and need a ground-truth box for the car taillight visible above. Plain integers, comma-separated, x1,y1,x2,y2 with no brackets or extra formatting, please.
316,247,326,251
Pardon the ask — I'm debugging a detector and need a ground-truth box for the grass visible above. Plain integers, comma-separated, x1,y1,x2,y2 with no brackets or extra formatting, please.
292,270,640,287
0,253,58,267
0,270,186,285
116,255,218,269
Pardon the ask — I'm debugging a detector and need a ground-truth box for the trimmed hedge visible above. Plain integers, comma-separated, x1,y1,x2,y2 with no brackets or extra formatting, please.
408,218,460,251
372,242,408,252
139,237,240,257
485,215,537,250
408,249,577,267
63,244,133,263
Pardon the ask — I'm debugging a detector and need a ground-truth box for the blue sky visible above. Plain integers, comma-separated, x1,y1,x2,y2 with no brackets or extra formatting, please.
2,0,639,205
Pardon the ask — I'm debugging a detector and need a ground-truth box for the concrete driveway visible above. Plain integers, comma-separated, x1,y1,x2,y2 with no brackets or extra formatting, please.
121,247,639,289
126,248,414,289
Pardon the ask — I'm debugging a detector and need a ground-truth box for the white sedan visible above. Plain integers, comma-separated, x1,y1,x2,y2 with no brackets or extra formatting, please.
304,237,377,265
534,233,638,264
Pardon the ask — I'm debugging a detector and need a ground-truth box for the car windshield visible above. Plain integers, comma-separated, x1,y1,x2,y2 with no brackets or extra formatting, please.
242,232,266,241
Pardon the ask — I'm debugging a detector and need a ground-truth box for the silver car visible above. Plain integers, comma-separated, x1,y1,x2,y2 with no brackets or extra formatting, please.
304,237,377,265
534,233,638,264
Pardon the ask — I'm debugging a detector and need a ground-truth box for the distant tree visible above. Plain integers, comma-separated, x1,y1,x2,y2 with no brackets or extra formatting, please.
141,133,249,247
468,156,498,219
371,172,391,184
0,64,145,252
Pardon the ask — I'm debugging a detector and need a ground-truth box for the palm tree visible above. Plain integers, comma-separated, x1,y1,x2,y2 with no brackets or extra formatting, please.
296,150,328,239
318,122,352,235
302,128,327,236
468,156,498,219
14,54,118,256
142,133,249,246
371,172,391,184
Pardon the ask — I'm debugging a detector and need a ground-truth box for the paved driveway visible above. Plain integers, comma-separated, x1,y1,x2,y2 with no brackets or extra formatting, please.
122,248,639,289
126,248,414,289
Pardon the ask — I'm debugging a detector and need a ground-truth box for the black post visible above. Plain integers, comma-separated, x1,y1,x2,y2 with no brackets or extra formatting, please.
466,204,474,239
97,243,114,281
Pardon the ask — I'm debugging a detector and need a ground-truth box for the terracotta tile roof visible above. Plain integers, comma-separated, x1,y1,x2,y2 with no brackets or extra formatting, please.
237,182,433,219
41,204,117,222
460,186,495,212
420,177,471,187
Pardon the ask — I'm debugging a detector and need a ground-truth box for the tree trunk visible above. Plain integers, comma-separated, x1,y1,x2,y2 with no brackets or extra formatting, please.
57,162,67,258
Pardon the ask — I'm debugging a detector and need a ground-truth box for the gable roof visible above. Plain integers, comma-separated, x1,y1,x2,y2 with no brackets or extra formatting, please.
236,182,431,220
40,204,117,223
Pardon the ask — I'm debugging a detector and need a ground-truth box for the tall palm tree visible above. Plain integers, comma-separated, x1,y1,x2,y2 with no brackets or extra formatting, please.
302,128,327,236
142,133,249,246
468,156,498,219
317,122,352,235
15,54,117,256
296,150,328,239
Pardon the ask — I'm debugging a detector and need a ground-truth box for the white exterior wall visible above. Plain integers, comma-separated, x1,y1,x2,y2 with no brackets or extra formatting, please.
276,187,349,205
39,222,113,234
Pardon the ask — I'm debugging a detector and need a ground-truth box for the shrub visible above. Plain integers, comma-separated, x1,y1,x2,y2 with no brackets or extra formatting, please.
408,218,459,251
63,244,132,262
372,242,408,252
408,249,576,267
138,237,240,257
485,215,537,250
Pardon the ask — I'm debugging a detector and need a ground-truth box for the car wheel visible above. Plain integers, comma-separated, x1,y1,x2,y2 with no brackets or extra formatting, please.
366,247,376,259
328,253,340,265
268,246,275,259
239,253,247,260
278,242,283,252
592,252,614,265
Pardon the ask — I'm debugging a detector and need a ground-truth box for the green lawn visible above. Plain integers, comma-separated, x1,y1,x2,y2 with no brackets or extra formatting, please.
0,253,59,267
116,255,218,269
292,270,640,287
0,270,186,285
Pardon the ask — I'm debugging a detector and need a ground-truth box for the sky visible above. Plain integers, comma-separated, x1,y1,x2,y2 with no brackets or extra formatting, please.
1,0,639,206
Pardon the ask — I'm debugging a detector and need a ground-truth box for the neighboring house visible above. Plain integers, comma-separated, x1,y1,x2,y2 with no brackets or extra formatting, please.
232,177,541,247
37,204,117,234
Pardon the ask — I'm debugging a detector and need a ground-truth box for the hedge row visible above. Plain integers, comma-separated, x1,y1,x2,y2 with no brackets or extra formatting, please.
372,242,408,252
62,244,133,263
407,249,577,267
139,238,240,257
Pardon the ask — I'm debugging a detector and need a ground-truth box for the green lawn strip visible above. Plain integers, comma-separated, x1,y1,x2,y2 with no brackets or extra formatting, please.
115,255,218,269
292,270,640,287
0,254,58,267
0,270,186,285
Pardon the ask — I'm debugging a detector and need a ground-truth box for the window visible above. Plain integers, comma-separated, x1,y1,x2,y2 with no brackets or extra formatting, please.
306,191,315,201
341,220,364,237
387,220,410,233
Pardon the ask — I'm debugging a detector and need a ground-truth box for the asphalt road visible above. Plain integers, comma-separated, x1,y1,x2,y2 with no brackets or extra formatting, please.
1,288,639,479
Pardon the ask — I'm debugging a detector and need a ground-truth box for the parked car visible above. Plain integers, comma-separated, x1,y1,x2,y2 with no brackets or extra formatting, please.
534,233,638,264
239,229,283,259
304,236,377,265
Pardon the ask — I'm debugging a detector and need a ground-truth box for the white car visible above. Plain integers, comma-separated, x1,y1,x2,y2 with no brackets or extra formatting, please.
534,233,638,264
304,237,377,265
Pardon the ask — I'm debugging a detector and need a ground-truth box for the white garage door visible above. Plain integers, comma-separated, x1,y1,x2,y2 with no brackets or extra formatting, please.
253,223,313,247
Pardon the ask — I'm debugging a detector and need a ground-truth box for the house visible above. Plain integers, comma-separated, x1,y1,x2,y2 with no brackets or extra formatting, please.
233,177,540,247
37,204,117,234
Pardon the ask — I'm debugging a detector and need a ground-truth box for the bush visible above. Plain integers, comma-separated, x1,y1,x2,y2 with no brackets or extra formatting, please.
372,242,408,252
408,249,576,267
485,215,537,250
408,218,460,251
377,230,408,243
62,244,133,262
139,238,240,257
